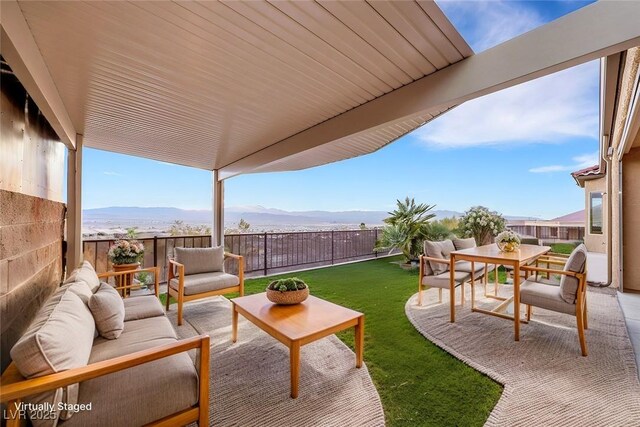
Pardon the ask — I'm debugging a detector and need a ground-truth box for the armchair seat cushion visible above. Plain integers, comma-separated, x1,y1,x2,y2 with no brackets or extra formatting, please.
123,295,165,321
454,261,494,274
170,272,240,296
520,279,576,315
422,271,470,289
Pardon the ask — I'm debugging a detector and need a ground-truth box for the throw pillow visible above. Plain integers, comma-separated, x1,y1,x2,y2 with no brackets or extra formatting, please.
559,244,587,304
89,283,125,339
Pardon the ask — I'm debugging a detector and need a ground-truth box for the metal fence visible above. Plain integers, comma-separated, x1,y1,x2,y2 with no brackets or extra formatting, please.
83,229,382,283
506,225,584,242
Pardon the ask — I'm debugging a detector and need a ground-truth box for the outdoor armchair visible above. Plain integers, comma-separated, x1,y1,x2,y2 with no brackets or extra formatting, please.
167,246,244,326
520,244,588,356
418,238,495,322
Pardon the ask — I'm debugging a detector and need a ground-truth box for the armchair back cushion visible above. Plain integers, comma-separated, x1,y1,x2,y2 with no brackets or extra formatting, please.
174,246,224,275
89,283,125,339
453,237,476,250
559,244,587,304
424,239,455,275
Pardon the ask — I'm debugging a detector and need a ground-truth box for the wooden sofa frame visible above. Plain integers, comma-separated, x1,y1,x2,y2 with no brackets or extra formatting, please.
167,252,244,326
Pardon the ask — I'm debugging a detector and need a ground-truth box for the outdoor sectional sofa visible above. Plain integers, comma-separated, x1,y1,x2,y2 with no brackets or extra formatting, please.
0,261,210,427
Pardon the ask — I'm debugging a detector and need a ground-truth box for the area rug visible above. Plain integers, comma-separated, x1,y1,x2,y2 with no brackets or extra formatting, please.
406,285,640,426
166,297,384,427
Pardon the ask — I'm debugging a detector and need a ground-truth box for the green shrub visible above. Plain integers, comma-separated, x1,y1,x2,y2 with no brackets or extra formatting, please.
267,277,307,292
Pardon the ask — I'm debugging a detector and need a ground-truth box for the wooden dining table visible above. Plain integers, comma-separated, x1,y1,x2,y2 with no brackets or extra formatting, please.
450,243,551,341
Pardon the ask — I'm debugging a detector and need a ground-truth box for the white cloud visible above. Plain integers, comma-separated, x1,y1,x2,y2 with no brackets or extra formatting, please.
418,2,599,150
414,59,599,149
103,171,122,176
437,0,544,52
529,151,599,174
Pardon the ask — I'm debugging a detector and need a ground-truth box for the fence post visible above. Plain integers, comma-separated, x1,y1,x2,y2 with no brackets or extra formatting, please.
331,230,335,265
374,228,378,258
263,232,268,276
153,236,158,267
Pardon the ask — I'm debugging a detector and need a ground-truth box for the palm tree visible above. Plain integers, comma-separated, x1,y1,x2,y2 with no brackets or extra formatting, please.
375,198,436,262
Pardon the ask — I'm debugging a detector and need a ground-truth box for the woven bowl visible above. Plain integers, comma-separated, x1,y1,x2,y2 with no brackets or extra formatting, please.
266,287,309,305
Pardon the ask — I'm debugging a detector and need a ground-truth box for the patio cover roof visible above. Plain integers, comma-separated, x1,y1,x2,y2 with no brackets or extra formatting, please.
2,1,640,179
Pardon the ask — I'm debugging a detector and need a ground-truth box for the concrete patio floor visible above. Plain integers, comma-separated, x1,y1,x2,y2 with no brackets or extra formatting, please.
619,291,640,377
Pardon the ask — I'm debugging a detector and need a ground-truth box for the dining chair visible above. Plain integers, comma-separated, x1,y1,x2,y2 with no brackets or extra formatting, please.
519,244,588,356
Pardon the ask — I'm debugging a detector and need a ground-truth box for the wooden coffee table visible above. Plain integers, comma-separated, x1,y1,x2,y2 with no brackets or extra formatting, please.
231,293,364,398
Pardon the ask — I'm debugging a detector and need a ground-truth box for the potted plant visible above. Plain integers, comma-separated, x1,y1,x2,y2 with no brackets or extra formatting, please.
458,206,506,246
108,239,145,270
495,230,521,252
266,277,309,305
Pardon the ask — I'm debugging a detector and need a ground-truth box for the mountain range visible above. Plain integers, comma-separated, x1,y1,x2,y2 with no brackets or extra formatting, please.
83,205,539,232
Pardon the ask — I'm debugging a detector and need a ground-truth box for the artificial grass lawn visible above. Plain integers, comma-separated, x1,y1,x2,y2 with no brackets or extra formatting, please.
550,242,577,255
235,256,502,426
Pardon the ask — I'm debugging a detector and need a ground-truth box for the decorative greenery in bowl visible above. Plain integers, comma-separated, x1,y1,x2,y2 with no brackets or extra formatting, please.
266,278,309,305
108,239,144,265
495,230,521,252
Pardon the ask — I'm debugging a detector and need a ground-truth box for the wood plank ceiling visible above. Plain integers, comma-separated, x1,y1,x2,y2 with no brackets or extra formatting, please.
17,0,472,173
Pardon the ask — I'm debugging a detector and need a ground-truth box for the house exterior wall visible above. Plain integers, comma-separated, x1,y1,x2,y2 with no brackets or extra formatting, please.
609,47,640,290
583,177,607,253
622,148,640,291
0,64,66,371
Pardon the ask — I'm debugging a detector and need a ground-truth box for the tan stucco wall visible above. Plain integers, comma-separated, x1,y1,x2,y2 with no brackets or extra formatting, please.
609,47,640,290
622,148,640,291
583,178,607,253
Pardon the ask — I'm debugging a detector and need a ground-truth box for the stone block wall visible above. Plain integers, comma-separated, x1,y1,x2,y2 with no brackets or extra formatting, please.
0,190,65,371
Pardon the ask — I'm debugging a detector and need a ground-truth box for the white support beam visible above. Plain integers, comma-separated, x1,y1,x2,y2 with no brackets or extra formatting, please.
212,170,224,247
220,0,640,179
66,134,83,272
0,0,76,149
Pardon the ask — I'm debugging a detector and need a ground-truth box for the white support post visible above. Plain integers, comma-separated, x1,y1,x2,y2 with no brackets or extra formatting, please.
212,170,224,248
66,134,83,272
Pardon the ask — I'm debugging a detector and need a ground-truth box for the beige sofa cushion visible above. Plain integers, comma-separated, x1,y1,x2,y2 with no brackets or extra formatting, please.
559,244,587,304
67,281,93,305
174,246,224,275
424,240,455,274
123,295,165,321
10,287,95,426
89,283,125,339
170,271,239,296
64,260,101,293
453,237,476,250
64,316,198,426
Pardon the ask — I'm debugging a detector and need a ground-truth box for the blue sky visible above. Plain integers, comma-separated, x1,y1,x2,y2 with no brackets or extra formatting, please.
82,0,598,219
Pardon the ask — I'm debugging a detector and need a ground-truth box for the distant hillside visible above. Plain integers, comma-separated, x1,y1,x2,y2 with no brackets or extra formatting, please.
83,206,539,233
83,205,466,232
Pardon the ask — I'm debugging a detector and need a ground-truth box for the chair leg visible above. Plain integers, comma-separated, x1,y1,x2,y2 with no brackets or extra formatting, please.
576,306,588,357
165,288,171,311
418,285,423,306
583,298,588,330
438,288,443,304
460,282,465,307
494,265,499,296
526,304,532,322
177,292,184,326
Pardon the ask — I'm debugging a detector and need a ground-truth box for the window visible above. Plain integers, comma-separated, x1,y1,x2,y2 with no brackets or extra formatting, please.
590,192,603,234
